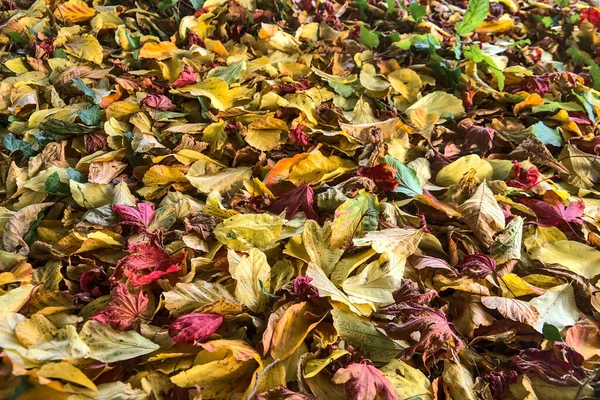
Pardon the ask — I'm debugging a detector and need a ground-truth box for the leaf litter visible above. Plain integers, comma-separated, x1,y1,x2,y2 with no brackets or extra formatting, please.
1,0,600,399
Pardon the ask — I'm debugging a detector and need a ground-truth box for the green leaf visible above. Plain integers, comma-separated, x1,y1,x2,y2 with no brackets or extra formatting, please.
531,122,563,147
208,61,247,84
45,172,71,196
71,78,95,97
327,79,361,98
353,0,370,20
330,190,379,249
124,29,141,50
157,0,177,10
408,1,426,23
78,105,101,126
189,0,205,9
455,0,489,36
359,25,380,48
542,323,563,341
386,0,399,13
384,156,424,197
5,31,27,46
39,119,97,139
2,133,37,159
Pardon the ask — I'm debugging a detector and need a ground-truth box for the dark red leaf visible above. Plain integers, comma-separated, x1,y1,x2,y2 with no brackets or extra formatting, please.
269,184,317,219
457,253,496,279
332,362,398,400
511,343,586,386
384,303,463,367
478,370,519,400
141,94,176,111
290,124,309,145
168,313,223,343
92,283,148,331
291,276,319,300
458,118,495,154
357,164,398,192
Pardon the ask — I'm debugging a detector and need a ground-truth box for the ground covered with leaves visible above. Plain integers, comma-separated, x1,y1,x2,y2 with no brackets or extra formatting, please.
2,0,600,398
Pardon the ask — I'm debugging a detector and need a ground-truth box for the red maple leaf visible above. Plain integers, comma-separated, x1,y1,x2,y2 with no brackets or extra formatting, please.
141,94,176,111
116,242,183,287
91,283,148,330
168,313,223,343
521,192,584,237
384,303,463,368
172,65,198,88
332,362,398,400
269,184,317,219
113,202,155,230
357,164,398,192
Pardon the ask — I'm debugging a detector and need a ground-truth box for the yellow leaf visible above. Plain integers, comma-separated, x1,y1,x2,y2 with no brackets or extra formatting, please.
304,349,349,378
475,15,515,34
288,150,356,186
436,154,493,186
514,93,544,115
388,69,422,102
54,0,97,23
139,41,179,60
228,248,271,312
381,359,433,400
499,273,544,298
65,35,103,64
270,302,325,360
531,240,600,279
214,213,286,251
143,165,188,186
177,78,232,111
0,284,35,312
37,362,97,392
187,167,252,195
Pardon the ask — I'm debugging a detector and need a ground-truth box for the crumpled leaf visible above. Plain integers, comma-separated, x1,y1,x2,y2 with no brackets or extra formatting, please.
459,182,506,247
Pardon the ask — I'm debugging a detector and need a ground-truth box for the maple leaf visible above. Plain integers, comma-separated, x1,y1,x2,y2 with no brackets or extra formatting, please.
172,65,198,88
112,202,155,229
92,283,148,331
457,253,496,279
116,242,183,287
522,192,584,237
141,94,176,111
511,343,586,386
357,164,398,192
269,184,317,219
332,362,398,400
168,313,223,343
384,303,463,367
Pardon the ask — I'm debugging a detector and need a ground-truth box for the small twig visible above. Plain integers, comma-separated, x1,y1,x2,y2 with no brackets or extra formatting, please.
245,357,281,400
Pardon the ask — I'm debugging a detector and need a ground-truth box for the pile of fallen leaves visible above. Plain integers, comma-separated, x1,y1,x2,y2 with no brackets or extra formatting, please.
2,0,600,398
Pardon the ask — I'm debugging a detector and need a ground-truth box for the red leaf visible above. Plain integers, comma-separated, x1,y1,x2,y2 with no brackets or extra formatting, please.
332,362,398,400
141,94,176,111
478,370,518,400
507,161,541,189
92,283,148,331
269,184,317,219
580,7,600,28
357,164,398,192
168,313,223,343
457,253,496,279
511,343,586,386
112,202,155,229
117,242,183,287
384,303,463,367
172,65,198,88
290,124,309,145
522,193,584,228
